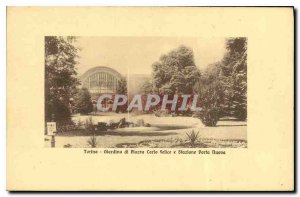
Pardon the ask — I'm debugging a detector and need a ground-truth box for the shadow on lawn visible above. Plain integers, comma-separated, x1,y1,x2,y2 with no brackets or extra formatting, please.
216,124,247,127
101,131,178,137
57,130,178,137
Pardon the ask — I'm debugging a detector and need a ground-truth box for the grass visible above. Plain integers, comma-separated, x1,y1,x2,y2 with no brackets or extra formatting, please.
45,117,247,148
114,138,247,148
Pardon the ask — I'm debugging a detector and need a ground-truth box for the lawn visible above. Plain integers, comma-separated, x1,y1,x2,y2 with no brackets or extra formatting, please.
44,114,247,148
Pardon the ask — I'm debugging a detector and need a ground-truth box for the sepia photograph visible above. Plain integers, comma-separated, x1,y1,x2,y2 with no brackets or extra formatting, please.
6,6,294,191
44,36,247,148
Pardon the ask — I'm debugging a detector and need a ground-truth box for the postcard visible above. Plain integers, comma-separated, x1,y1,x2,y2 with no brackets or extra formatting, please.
7,7,294,191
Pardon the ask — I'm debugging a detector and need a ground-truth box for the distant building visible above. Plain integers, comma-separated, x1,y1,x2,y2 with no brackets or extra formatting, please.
80,66,151,110
80,66,123,99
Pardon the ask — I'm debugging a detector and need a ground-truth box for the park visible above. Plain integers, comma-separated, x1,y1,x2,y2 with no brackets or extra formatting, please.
44,36,247,148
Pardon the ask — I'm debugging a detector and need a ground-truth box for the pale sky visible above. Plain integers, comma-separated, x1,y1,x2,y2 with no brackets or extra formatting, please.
75,37,227,76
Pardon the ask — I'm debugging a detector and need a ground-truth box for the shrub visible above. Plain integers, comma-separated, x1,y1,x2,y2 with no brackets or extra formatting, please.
136,119,145,127
96,122,107,132
75,119,84,129
186,130,200,147
64,144,72,148
154,109,161,117
84,117,95,134
117,118,127,128
87,135,97,148
107,120,118,129
57,121,77,133
199,108,219,127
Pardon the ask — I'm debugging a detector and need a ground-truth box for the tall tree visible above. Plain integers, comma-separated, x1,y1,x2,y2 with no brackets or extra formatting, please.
194,62,224,126
221,37,247,120
152,45,201,94
116,77,128,95
141,80,154,94
74,88,93,114
45,36,80,123
195,38,247,122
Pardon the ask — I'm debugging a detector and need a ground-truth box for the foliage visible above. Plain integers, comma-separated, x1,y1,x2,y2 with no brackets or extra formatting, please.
84,117,95,134
136,119,145,126
96,122,107,132
221,37,247,120
141,80,153,94
87,135,98,148
195,37,247,120
152,45,201,94
74,87,93,114
57,123,74,133
63,144,72,148
45,36,80,124
47,99,72,124
199,108,219,127
56,120,83,133
116,77,128,94
186,130,200,147
75,119,84,129
193,63,221,125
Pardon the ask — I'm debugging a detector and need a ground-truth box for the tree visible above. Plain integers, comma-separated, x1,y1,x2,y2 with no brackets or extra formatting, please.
194,63,224,126
45,36,80,124
152,45,201,94
116,77,127,94
141,80,153,94
221,37,247,120
74,88,93,114
194,38,247,123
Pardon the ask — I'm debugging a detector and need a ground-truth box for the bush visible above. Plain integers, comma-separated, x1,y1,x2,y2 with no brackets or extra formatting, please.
186,130,200,147
84,117,95,134
63,144,72,148
87,135,97,148
56,121,78,133
233,107,247,121
199,108,219,127
96,122,107,131
136,119,145,127
74,119,84,129
57,123,72,133
107,120,118,129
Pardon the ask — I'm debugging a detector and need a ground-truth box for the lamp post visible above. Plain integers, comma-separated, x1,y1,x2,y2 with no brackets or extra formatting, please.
69,97,74,114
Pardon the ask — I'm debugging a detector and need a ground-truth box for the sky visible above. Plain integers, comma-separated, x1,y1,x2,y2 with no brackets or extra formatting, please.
75,37,227,76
